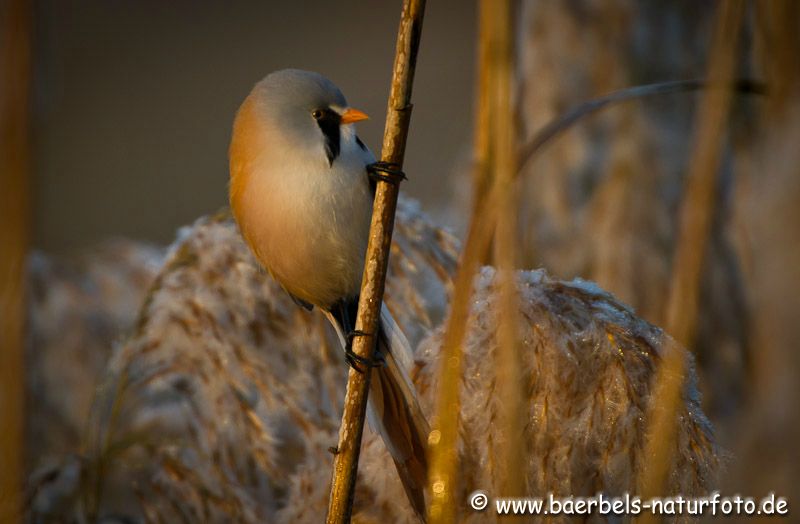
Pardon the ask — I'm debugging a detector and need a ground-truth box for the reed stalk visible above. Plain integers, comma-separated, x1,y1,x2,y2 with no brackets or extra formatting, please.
487,0,527,502
636,2,744,520
325,1,426,522
0,0,32,522
428,0,526,520
427,184,499,524
471,0,493,221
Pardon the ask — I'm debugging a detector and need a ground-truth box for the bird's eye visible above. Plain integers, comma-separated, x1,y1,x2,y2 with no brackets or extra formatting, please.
312,109,323,120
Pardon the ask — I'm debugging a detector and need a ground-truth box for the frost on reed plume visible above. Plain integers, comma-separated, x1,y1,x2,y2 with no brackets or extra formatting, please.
26,198,716,523
25,200,457,522
25,241,163,467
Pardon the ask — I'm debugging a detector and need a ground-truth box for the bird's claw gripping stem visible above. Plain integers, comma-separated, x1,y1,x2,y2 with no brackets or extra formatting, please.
344,330,385,373
367,161,407,186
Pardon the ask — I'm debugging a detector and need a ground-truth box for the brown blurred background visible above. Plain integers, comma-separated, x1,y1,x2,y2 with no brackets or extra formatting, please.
31,0,475,253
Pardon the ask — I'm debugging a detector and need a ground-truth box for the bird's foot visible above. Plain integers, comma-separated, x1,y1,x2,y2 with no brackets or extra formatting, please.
367,161,407,186
344,330,385,373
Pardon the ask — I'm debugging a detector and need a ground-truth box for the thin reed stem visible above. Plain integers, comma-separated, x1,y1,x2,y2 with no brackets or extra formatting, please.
488,0,527,501
325,1,426,522
637,2,744,521
664,4,744,349
0,0,32,522
426,1,496,520
427,0,528,519
471,0,493,220
427,194,498,524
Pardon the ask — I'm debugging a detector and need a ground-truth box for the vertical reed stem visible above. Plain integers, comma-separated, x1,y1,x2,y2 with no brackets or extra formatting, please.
325,1,426,522
426,1,494,520
0,0,32,522
637,2,744,520
428,0,526,520
471,0,493,219
488,0,526,501
427,190,498,524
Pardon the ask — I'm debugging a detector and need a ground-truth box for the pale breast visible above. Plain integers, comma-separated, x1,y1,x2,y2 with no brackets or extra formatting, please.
232,139,373,309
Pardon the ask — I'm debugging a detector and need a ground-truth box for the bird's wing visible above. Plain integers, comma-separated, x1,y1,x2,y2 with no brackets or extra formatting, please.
355,135,378,195
286,290,314,311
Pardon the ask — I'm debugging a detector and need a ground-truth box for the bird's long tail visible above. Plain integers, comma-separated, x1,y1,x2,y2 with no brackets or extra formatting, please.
370,306,429,519
325,304,429,521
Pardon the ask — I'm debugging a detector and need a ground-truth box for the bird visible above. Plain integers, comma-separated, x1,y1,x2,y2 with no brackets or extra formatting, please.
228,69,429,519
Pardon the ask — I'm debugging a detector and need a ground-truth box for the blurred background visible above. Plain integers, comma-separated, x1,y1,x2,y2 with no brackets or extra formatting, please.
32,0,475,253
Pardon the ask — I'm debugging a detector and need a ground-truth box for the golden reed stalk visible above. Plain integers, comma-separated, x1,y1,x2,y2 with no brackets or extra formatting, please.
637,2,744,522
428,0,526,520
487,0,527,503
0,0,32,522
325,0,426,522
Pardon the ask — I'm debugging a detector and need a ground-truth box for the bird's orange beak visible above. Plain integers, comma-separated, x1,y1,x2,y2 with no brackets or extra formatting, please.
340,107,369,124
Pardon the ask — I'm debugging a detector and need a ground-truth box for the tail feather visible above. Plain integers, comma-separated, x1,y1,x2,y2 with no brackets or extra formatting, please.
325,305,430,521
369,307,429,520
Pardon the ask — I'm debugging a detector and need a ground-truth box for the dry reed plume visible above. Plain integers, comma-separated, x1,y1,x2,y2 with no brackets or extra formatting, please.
25,202,457,523
25,205,718,523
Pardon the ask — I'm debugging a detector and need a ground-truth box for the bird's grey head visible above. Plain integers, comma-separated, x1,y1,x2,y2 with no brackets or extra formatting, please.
249,69,366,166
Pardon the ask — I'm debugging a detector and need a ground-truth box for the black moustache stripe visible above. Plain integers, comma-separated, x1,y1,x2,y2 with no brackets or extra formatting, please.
316,110,341,166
